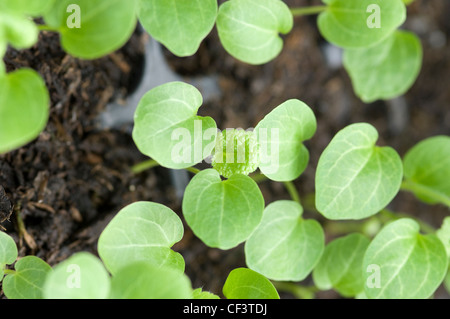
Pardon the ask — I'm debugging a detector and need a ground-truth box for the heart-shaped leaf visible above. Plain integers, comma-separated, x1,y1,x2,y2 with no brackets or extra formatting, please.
44,0,137,59
3,256,52,299
343,30,423,103
182,169,264,249
245,200,324,281
0,231,17,280
363,219,448,299
318,0,406,48
109,261,193,299
0,69,49,154
216,0,293,65
133,82,217,169
315,123,403,220
223,268,279,299
98,201,185,275
313,233,370,297
138,0,217,57
255,99,316,182
43,252,110,299
402,135,450,207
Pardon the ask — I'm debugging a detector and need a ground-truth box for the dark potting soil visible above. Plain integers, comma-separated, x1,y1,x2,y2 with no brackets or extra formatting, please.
1,0,450,298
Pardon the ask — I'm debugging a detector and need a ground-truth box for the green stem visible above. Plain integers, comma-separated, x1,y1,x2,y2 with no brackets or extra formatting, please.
131,159,159,174
290,5,327,17
272,281,318,299
3,269,15,275
283,181,301,204
380,208,436,234
400,180,450,208
185,167,200,175
37,24,60,32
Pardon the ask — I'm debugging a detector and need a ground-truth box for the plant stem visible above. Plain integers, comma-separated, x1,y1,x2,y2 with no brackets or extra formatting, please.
37,24,60,32
3,269,15,275
290,5,327,17
272,281,318,299
380,208,436,234
400,180,450,208
131,159,159,174
283,181,301,204
185,167,200,175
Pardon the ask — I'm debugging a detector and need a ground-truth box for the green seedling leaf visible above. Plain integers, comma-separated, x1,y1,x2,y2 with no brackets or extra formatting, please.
138,0,217,57
402,136,450,207
133,82,217,169
344,30,422,103
0,231,17,280
223,268,279,299
43,252,110,299
43,0,137,59
0,69,49,154
182,169,264,249
245,200,324,281
315,123,403,220
193,288,221,299
255,99,316,182
0,43,5,76
313,233,370,297
109,261,193,299
211,128,260,178
318,0,406,48
437,217,450,258
0,0,56,16
98,201,185,275
0,12,39,50
363,219,448,299
216,0,293,65
3,256,52,299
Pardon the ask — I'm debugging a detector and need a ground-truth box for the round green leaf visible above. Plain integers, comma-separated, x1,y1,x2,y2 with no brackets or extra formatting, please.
109,261,192,299
363,219,448,299
344,31,423,103
98,201,185,275
255,99,317,182
0,13,38,50
43,252,110,299
315,123,403,220
0,69,49,154
132,82,217,169
312,233,370,297
138,0,217,57
318,0,406,49
216,0,293,65
223,268,279,299
0,0,56,16
402,136,450,207
43,0,138,59
3,256,52,299
245,200,324,281
182,169,264,250
0,231,17,279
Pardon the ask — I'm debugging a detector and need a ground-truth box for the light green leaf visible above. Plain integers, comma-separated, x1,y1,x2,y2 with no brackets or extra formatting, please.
437,217,450,258
132,82,217,169
344,30,422,103
255,99,316,182
0,69,49,154
223,268,279,299
363,219,448,299
43,0,137,59
3,256,52,299
109,261,193,299
193,288,221,299
315,123,403,220
312,233,370,297
245,200,324,281
98,201,185,275
216,0,293,65
182,169,264,249
402,136,450,207
43,252,110,299
0,42,5,76
318,0,406,48
138,0,217,57
0,0,56,16
0,13,38,50
0,231,17,280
